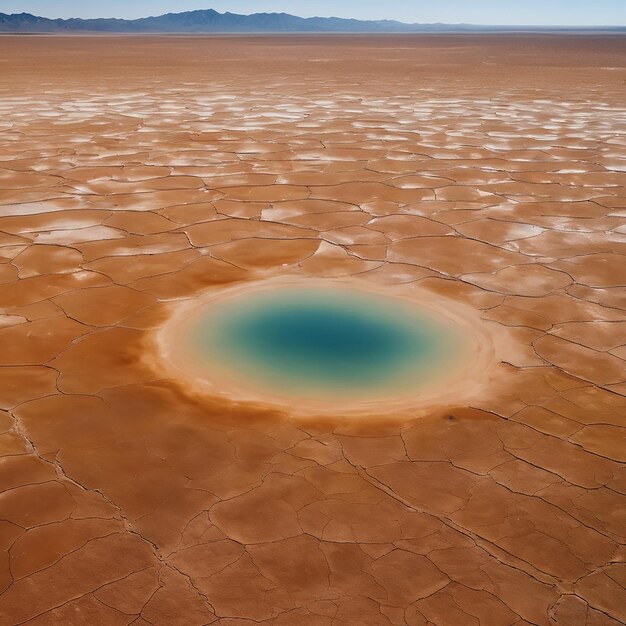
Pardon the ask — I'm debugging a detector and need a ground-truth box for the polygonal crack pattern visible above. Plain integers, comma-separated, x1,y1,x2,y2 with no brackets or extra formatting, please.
0,36,624,626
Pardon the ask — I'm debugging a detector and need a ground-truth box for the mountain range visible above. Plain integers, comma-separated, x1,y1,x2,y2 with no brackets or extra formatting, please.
1,10,623,33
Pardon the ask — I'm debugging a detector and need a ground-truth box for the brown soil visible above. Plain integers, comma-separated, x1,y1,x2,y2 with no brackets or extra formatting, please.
0,34,624,625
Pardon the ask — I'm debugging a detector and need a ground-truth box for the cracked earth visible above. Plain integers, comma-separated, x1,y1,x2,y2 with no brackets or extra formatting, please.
0,35,625,625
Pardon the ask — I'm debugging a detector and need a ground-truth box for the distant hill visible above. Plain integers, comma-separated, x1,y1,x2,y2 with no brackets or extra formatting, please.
0,10,624,33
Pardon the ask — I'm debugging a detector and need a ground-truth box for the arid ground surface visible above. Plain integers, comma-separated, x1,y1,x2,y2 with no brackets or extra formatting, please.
0,35,625,625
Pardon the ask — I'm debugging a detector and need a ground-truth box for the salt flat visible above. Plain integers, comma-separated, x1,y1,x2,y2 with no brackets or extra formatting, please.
0,35,625,625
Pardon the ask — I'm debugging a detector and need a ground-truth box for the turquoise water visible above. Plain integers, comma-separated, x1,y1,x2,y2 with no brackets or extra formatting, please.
187,287,459,399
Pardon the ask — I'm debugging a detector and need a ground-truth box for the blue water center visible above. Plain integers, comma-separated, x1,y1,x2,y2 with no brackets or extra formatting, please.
187,287,461,399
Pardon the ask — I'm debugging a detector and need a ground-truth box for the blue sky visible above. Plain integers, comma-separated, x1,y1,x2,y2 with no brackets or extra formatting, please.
1,1,625,25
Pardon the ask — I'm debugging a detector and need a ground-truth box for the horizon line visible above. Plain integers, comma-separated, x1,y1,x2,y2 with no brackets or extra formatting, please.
2,9,625,29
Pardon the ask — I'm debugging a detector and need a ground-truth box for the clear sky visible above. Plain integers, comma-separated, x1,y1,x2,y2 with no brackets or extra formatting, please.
1,1,625,26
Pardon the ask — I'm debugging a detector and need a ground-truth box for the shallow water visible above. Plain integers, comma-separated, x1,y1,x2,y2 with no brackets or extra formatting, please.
186,287,463,399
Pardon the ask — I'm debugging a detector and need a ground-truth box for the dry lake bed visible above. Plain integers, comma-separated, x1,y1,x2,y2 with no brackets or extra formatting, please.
0,34,625,625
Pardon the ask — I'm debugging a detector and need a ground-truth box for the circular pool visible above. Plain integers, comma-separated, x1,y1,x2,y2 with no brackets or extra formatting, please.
153,279,497,415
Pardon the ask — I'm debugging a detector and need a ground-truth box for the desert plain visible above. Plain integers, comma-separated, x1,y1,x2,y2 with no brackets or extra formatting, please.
0,34,625,625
